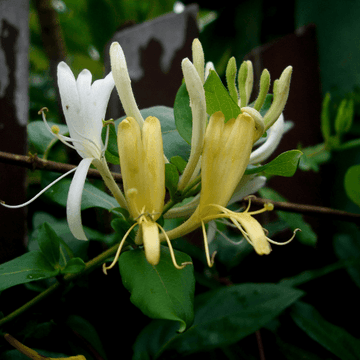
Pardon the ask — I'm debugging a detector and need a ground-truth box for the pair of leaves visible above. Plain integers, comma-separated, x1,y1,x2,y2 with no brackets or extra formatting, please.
133,283,303,358
0,223,85,292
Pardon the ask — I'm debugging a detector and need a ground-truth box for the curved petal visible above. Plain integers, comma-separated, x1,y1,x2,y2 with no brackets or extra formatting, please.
66,158,93,240
57,62,81,124
228,176,267,205
249,114,284,165
89,71,115,148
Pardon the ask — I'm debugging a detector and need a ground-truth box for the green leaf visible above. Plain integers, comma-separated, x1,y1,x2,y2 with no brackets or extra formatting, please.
344,164,360,207
61,257,86,274
258,187,317,246
245,150,303,177
36,222,61,268
204,70,241,121
119,246,195,332
0,251,59,291
165,163,179,199
28,120,69,154
174,82,192,145
46,179,119,211
291,301,360,360
134,283,303,358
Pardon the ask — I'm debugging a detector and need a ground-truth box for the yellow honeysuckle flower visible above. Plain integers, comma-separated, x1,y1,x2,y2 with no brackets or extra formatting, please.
103,116,191,272
165,111,298,266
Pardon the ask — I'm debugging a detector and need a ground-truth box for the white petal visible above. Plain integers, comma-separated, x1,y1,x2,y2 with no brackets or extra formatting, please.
88,71,115,147
228,176,267,205
66,158,93,240
249,113,284,164
57,62,81,121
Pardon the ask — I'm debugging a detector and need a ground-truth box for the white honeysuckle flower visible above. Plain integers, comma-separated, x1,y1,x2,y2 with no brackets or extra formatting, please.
1,62,127,241
249,113,285,164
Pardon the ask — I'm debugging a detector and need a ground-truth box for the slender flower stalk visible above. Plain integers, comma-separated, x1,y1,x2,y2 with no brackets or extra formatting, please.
1,62,126,240
103,116,191,271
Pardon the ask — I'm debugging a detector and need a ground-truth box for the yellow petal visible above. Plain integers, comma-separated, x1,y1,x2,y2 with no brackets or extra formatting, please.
142,116,165,218
141,219,160,265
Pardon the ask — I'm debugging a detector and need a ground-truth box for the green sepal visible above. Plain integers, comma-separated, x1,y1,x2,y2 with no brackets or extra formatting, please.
119,246,195,332
245,150,303,177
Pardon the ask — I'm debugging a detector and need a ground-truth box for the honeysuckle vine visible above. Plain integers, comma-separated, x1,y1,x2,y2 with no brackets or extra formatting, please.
2,37,299,271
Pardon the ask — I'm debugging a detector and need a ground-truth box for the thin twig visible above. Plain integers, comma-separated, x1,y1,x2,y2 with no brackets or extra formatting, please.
243,196,360,224
0,151,122,182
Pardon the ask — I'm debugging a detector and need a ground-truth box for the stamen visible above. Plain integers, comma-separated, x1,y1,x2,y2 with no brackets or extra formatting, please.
201,221,216,267
0,167,77,209
158,225,192,270
102,222,138,274
266,228,301,245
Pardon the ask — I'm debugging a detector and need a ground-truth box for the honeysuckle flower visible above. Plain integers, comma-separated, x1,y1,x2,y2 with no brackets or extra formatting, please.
102,116,192,272
164,111,297,265
1,62,127,241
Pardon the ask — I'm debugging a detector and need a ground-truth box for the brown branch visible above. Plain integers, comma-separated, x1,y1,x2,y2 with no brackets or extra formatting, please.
0,151,122,182
1,150,359,224
243,196,360,224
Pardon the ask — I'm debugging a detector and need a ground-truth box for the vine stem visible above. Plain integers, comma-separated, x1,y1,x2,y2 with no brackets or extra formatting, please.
0,151,122,182
243,196,360,224
0,242,120,328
